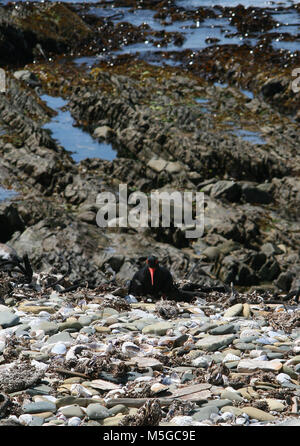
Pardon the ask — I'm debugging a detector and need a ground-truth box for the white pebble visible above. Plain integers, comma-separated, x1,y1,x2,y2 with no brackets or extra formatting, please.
51,343,67,355
192,356,208,367
276,373,292,384
236,417,247,425
19,414,33,426
68,417,82,426
221,411,234,421
31,360,49,371
169,416,195,426
70,384,94,398
0,340,6,353
222,353,240,363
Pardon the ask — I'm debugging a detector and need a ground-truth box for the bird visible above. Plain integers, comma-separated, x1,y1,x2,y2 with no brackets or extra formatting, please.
128,255,200,302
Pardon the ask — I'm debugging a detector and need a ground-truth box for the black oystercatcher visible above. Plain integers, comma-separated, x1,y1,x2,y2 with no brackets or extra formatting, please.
128,255,198,302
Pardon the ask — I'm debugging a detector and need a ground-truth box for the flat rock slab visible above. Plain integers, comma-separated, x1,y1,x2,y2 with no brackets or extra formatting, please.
22,401,56,414
195,334,236,351
171,383,212,398
127,356,163,370
237,359,283,373
209,323,236,335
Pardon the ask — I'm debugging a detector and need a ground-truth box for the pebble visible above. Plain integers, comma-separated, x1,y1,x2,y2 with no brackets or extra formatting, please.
58,405,85,419
0,310,20,328
0,279,298,427
242,407,276,421
85,403,111,420
223,304,243,318
195,334,236,351
22,401,56,414
142,321,173,335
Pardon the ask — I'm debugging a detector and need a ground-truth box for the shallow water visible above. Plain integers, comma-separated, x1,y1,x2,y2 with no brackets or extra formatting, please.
86,4,299,55
41,95,116,163
0,186,17,202
233,129,266,145
175,0,298,8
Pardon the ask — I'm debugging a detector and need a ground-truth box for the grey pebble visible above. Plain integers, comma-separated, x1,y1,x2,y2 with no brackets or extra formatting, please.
22,401,56,414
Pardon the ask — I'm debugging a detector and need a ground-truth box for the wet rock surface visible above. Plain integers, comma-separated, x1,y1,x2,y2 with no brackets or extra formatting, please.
0,0,299,427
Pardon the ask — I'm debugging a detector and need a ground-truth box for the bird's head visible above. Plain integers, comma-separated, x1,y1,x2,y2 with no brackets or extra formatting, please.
146,255,158,286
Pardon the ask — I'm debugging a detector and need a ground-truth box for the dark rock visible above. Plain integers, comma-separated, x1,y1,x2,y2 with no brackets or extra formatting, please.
210,181,241,202
241,183,272,204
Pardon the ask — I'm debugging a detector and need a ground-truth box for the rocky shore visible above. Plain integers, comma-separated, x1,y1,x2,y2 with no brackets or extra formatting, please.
0,0,299,427
0,273,299,427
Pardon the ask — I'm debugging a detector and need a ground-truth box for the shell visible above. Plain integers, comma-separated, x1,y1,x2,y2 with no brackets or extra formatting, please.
121,341,141,356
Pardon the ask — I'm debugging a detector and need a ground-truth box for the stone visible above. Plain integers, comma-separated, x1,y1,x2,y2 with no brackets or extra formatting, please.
93,126,115,140
237,359,283,373
192,406,219,421
242,406,276,421
58,319,83,331
128,356,163,370
14,70,40,86
78,316,93,327
86,403,110,420
102,413,126,426
243,303,251,318
45,331,73,345
165,161,183,174
264,399,285,412
209,323,236,335
147,158,168,173
59,404,85,419
34,321,58,335
0,310,20,328
223,304,243,318
210,180,241,202
202,246,220,261
203,399,233,409
220,406,244,416
108,405,129,416
22,401,56,414
195,334,236,352
142,321,173,336
220,390,244,403
18,305,56,314
241,183,272,204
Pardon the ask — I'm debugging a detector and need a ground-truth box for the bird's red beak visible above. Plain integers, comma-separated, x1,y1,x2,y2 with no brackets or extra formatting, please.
148,267,155,286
